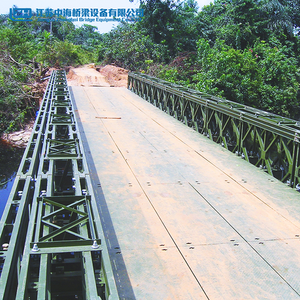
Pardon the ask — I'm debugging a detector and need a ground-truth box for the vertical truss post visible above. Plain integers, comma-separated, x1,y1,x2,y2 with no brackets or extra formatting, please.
238,119,244,156
291,142,299,188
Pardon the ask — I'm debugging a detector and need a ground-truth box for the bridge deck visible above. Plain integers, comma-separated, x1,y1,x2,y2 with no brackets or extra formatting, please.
70,86,300,299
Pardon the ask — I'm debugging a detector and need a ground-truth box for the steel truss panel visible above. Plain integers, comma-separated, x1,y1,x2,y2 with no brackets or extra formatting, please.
128,72,300,188
51,113,74,125
31,195,100,249
52,99,71,107
0,71,118,300
46,139,81,159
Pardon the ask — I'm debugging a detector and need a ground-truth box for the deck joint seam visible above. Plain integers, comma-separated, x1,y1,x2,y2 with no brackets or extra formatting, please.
189,182,300,296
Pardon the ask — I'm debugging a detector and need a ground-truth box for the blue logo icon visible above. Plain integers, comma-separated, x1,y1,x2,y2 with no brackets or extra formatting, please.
9,8,32,21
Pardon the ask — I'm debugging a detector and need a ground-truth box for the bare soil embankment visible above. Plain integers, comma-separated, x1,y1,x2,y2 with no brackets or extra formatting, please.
67,64,128,87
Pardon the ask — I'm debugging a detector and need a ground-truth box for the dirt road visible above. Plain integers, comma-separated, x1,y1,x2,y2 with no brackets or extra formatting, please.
67,64,128,87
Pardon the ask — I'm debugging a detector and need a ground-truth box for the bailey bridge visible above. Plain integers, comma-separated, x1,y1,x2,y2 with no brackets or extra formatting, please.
0,70,300,299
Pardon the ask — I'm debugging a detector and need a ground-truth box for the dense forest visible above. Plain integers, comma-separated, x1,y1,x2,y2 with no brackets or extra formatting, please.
1,0,300,134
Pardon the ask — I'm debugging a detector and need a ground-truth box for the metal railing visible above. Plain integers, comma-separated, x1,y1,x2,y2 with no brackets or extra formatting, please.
128,72,300,189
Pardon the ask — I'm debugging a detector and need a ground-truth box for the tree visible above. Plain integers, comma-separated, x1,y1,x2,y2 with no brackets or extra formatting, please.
66,24,102,50
100,23,168,69
138,0,204,56
197,0,271,49
191,38,299,117
260,0,294,39
139,0,177,44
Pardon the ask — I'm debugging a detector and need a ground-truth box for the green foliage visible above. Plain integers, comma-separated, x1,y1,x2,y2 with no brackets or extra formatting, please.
151,52,199,85
100,23,169,69
139,0,177,45
139,0,200,56
143,0,300,118
36,39,90,67
0,44,36,133
0,16,102,134
151,36,300,118
190,38,299,117
252,39,300,115
193,39,260,103
0,23,38,62
197,0,300,48
65,24,102,51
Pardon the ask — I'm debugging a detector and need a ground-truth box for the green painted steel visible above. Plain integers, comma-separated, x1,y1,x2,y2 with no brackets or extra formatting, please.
128,72,300,189
0,70,118,300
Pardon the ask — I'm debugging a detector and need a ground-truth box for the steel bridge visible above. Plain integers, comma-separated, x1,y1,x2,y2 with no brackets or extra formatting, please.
1,70,300,299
